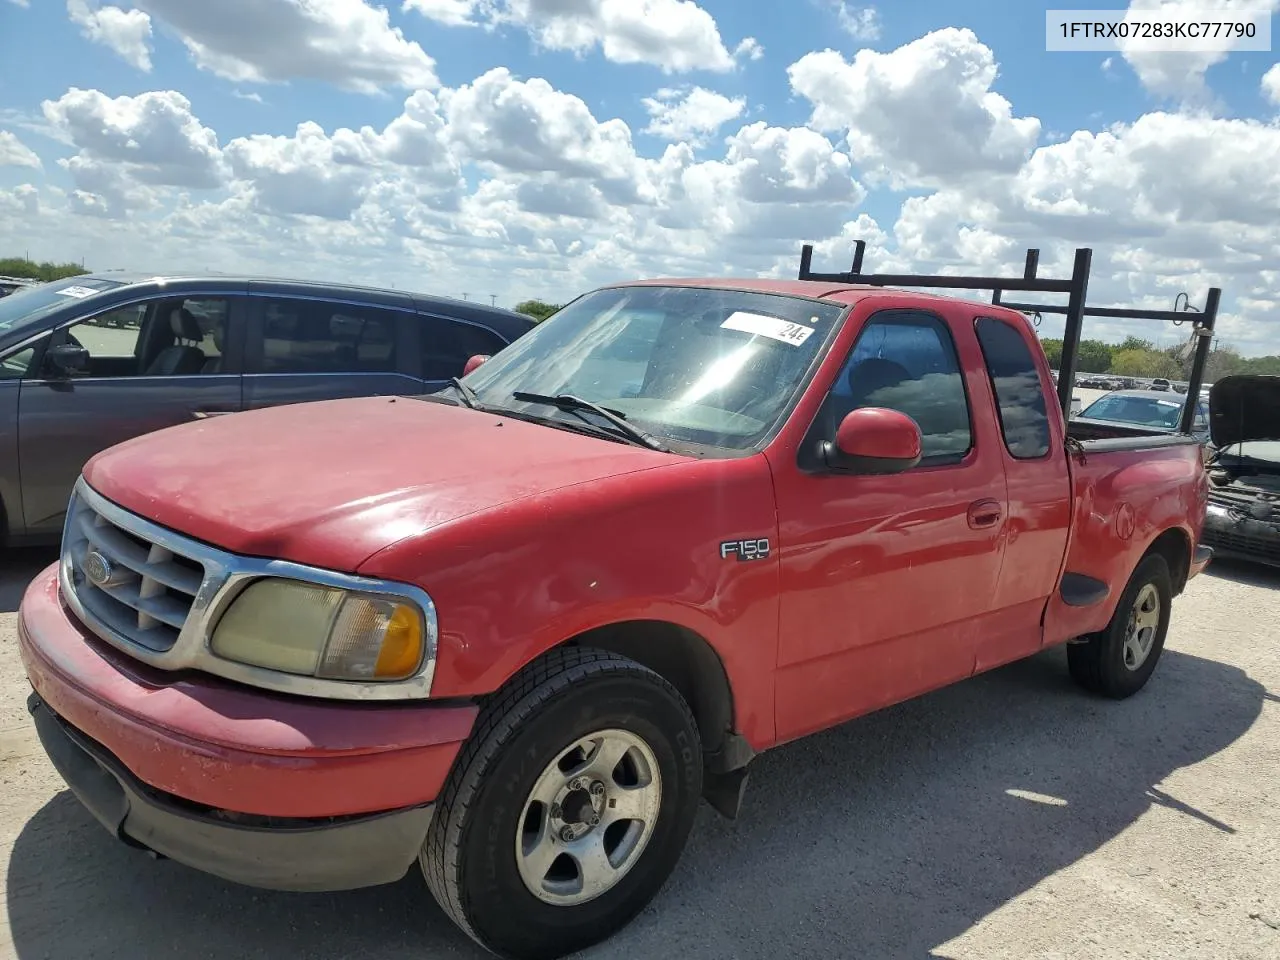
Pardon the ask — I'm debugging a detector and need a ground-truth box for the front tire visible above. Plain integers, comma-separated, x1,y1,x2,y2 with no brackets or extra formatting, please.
1068,553,1172,699
421,648,702,960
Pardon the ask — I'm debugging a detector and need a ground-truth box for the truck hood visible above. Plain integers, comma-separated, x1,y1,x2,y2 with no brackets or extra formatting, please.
82,396,674,569
1209,375,1280,449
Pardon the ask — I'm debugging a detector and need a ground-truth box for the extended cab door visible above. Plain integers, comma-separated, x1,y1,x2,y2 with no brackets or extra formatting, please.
17,294,245,536
970,315,1071,669
242,292,423,409
770,305,1010,742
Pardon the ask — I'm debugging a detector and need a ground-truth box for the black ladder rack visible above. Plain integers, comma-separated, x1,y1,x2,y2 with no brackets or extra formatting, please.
798,239,1222,433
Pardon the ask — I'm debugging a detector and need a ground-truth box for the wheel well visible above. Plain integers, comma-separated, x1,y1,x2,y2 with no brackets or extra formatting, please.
1146,527,1191,595
558,620,742,769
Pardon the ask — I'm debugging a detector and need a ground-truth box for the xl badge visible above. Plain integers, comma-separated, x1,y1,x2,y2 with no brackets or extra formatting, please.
720,538,770,562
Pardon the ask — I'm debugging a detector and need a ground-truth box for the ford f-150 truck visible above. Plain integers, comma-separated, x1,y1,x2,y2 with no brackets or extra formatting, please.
18,255,1213,959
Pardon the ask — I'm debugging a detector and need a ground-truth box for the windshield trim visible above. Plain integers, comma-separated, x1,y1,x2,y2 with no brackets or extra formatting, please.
464,284,854,459
595,280,854,308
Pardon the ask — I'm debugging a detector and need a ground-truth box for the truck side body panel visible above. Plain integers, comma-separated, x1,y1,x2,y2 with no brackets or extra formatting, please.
1045,443,1207,645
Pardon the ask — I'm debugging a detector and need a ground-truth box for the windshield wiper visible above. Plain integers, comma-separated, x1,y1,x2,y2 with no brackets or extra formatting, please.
447,377,481,409
511,392,671,452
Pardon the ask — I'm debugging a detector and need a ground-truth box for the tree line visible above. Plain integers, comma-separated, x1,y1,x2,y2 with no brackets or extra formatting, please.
1038,335,1280,381
0,257,88,282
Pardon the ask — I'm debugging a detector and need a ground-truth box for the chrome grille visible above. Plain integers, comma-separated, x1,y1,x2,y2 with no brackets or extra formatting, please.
55,477,440,701
62,488,207,653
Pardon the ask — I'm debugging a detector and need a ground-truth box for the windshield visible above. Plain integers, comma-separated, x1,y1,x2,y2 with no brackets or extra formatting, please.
0,276,123,337
463,285,846,453
1080,393,1189,429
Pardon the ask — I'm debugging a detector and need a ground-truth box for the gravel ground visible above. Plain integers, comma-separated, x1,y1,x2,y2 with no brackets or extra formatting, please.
1,546,1277,960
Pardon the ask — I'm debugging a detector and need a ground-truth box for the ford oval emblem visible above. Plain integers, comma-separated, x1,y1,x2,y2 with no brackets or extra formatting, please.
84,550,113,586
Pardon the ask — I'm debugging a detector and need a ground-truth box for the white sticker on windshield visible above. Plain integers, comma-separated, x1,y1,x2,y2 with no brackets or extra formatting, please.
721,311,816,346
55,285,97,299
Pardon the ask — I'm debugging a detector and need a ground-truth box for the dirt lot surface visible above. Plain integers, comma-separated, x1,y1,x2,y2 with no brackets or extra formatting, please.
1,547,1278,960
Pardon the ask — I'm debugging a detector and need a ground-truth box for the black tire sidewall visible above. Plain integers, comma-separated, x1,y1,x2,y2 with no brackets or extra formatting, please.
1101,554,1172,695
458,673,701,958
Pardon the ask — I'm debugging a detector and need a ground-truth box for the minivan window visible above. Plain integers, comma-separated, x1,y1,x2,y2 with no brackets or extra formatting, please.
421,315,508,381
0,276,123,336
62,297,228,379
256,299,398,374
0,345,35,380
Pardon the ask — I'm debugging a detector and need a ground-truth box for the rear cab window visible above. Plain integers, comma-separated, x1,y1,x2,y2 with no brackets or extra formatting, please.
974,316,1052,459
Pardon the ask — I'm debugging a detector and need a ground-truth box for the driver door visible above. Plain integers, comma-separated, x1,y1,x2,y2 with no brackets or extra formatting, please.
17,295,245,535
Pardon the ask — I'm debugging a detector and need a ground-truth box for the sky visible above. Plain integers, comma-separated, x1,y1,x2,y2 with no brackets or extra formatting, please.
0,0,1279,354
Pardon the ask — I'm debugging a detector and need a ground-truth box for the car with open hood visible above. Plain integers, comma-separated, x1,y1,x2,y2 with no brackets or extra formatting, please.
1202,374,1280,567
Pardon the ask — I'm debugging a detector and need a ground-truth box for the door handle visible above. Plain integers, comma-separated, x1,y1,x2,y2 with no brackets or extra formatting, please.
192,410,238,420
967,499,1003,529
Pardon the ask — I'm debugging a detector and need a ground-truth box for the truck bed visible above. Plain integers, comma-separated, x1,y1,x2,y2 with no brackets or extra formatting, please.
1067,417,1199,451
1043,435,1207,648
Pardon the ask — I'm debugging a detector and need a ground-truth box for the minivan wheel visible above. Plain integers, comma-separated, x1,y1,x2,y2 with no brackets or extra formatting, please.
1068,553,1173,699
421,648,702,960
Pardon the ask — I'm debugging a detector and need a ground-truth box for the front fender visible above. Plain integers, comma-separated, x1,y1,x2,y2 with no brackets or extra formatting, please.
358,454,782,750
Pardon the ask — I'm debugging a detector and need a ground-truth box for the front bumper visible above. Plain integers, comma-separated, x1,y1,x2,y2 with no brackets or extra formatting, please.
17,563,479,891
29,692,433,892
1202,505,1280,568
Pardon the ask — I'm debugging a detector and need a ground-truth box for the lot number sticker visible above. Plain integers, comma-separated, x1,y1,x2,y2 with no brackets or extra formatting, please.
721,311,816,346
55,285,98,299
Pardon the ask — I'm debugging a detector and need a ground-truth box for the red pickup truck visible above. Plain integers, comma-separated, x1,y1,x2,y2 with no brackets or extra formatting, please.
18,267,1212,959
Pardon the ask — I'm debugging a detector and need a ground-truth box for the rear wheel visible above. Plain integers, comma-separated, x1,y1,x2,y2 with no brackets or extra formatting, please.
421,648,702,960
1068,553,1172,698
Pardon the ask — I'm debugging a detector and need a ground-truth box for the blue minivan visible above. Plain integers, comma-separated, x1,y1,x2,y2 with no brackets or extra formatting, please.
0,273,535,543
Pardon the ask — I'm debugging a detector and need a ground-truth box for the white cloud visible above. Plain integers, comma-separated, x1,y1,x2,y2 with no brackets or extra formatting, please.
402,0,484,27
17,5,1280,358
788,28,1041,188
223,90,463,219
0,130,42,169
878,111,1280,353
1263,63,1280,105
642,86,746,145
41,89,227,216
441,67,644,200
67,1,154,71
1118,0,1280,100
133,0,438,92
734,37,764,61
0,185,39,217
232,90,264,104
407,0,751,73
7,0,30,7
832,3,880,40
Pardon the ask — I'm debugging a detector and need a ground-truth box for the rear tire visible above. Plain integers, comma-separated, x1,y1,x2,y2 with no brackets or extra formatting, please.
421,648,702,960
1068,553,1172,699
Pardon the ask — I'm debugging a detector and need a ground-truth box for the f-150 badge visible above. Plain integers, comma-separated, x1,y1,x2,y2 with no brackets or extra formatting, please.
720,538,770,562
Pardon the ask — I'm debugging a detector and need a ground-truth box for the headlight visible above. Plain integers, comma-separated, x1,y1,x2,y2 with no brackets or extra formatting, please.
210,578,428,682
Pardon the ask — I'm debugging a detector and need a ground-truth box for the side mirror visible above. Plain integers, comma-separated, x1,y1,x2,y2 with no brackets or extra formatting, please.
463,354,490,376
821,407,922,475
45,343,89,378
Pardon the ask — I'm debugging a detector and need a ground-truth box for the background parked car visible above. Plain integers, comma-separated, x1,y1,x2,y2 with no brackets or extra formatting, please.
0,273,534,544
1073,388,1211,445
